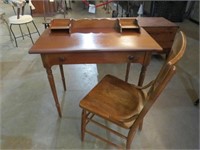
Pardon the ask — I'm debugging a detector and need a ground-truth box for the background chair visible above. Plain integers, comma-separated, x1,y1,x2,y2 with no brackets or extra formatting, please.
0,12,13,41
79,31,187,149
8,0,40,47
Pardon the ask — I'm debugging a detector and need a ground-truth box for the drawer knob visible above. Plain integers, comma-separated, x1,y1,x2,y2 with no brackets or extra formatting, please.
59,57,65,62
128,56,135,61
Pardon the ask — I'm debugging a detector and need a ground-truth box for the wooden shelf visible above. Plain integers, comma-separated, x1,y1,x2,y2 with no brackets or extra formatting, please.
118,18,140,33
50,19,71,32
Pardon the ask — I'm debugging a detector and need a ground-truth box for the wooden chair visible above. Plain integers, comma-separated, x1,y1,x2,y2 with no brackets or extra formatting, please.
8,0,40,47
79,31,186,149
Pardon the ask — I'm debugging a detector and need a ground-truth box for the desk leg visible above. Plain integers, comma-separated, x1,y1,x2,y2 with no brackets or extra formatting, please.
138,52,151,86
138,65,147,86
126,62,147,86
137,65,147,131
46,67,62,117
59,65,67,91
125,56,135,82
125,62,131,82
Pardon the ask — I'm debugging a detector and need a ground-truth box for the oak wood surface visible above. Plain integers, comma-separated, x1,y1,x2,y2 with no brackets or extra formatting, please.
29,26,161,54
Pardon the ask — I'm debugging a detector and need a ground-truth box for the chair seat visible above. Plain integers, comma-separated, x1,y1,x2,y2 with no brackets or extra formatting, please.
9,15,33,24
80,75,146,128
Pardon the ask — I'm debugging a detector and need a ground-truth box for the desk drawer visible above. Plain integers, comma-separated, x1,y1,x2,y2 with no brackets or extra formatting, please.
41,51,148,67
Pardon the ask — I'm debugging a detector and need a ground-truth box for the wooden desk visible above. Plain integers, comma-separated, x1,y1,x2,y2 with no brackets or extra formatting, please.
41,17,179,57
29,18,162,117
138,17,179,57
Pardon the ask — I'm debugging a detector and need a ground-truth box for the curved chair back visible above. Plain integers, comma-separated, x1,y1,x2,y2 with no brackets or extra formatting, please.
130,31,187,136
167,31,187,65
148,31,187,101
9,0,35,18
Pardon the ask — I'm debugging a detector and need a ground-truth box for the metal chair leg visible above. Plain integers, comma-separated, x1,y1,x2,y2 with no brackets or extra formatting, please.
5,22,13,41
32,21,40,36
19,24,24,39
25,23,34,44
0,13,13,41
9,21,40,47
10,24,18,47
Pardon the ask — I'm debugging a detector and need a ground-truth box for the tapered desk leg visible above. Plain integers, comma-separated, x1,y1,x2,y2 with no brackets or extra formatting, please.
125,62,131,82
125,56,135,82
138,65,147,86
138,52,151,86
125,62,148,85
59,65,66,91
46,67,62,117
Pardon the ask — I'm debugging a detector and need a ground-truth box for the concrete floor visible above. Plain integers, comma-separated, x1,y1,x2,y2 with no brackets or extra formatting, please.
0,1,199,149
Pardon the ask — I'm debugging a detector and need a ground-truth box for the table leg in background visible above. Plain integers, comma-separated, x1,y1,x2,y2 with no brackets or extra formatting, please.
59,64,67,91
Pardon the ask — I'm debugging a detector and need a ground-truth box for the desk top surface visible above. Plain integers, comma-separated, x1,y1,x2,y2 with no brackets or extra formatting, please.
29,18,165,54
138,17,178,27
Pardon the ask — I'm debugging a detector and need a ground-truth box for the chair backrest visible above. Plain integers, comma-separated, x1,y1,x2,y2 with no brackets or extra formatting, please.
147,31,187,102
9,0,26,18
131,31,186,130
9,0,35,19
166,31,187,65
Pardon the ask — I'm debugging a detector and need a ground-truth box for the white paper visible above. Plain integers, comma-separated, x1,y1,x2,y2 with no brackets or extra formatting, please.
88,4,96,14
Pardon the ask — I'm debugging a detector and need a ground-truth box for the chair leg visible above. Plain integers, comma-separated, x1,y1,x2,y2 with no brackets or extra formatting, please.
81,109,87,141
126,130,136,150
2,16,13,41
64,1,67,18
10,24,18,47
19,24,24,39
69,0,72,9
32,21,40,36
139,119,143,131
25,23,34,44
65,0,68,10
